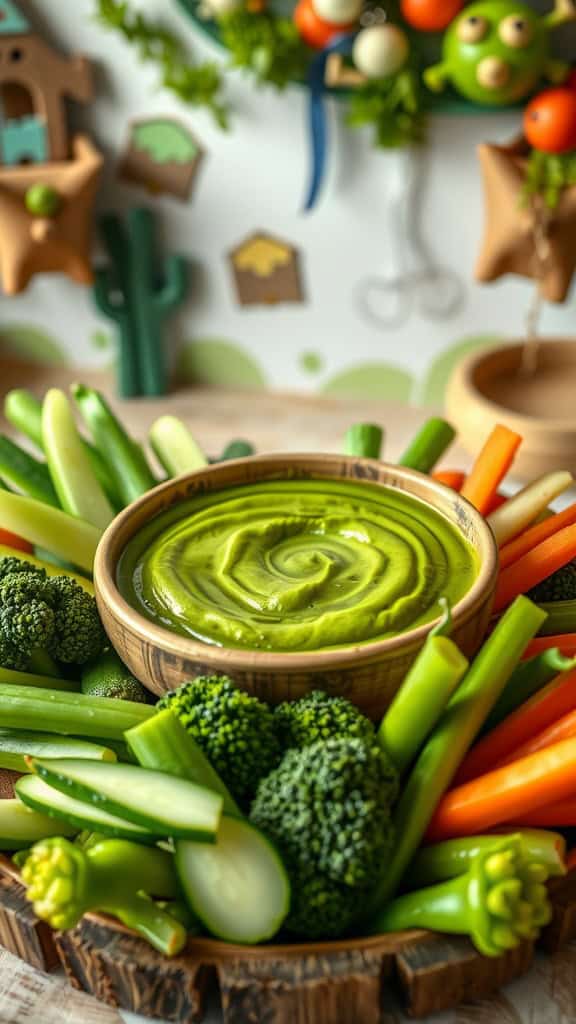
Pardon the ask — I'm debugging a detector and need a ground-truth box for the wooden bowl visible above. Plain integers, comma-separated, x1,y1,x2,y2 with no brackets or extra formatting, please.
446,339,576,482
94,454,497,719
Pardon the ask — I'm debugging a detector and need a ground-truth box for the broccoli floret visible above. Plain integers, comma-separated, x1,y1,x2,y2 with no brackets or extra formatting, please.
285,866,367,939
49,577,105,664
0,570,105,669
529,559,576,603
0,557,42,582
158,675,282,805
250,737,398,937
274,690,374,751
22,836,186,955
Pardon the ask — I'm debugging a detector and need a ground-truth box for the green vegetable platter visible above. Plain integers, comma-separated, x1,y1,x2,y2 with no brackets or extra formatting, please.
0,383,576,1021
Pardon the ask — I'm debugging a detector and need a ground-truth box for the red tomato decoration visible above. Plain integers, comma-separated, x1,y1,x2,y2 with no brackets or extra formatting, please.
293,0,354,48
400,0,463,32
524,89,576,155
0,529,33,553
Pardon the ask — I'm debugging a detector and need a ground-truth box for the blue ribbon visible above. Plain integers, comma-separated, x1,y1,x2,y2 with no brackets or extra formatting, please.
303,33,355,213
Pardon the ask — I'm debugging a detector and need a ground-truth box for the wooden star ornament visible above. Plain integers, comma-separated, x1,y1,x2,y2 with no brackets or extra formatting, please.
475,139,576,304
0,134,103,295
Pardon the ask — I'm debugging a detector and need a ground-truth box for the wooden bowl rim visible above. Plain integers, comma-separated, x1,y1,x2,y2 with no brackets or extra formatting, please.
453,339,576,436
94,453,497,674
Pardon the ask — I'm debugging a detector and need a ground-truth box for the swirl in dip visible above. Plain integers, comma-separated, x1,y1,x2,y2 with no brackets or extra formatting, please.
117,479,478,652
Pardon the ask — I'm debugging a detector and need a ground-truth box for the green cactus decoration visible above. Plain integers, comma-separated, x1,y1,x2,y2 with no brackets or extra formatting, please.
93,208,188,398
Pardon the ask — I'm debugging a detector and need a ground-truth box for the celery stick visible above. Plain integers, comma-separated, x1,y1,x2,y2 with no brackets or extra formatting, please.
72,385,156,504
0,667,77,691
0,684,153,740
126,710,241,817
0,435,59,506
378,636,469,773
483,648,576,732
5,388,121,509
399,418,456,474
149,416,208,477
220,440,255,461
0,730,116,772
344,423,383,459
4,389,43,449
371,596,547,914
0,492,100,573
537,600,576,636
42,389,114,530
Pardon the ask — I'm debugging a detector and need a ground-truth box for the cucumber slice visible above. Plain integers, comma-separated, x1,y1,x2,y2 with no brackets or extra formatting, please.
149,416,208,477
15,775,158,843
0,731,116,772
42,389,114,530
30,758,223,841
175,816,290,944
0,798,77,850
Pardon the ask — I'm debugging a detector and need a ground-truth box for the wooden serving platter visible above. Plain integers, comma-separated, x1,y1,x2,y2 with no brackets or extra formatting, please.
0,856,576,1023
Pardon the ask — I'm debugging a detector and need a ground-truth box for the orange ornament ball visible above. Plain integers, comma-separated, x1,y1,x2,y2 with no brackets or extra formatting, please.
524,88,576,155
400,0,463,32
293,0,355,48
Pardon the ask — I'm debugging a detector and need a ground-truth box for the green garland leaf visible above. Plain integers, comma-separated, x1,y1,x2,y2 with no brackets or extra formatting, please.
521,149,576,210
218,9,310,90
346,67,425,149
95,0,229,129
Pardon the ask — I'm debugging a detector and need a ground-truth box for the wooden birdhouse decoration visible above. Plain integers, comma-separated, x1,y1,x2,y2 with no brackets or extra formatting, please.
229,232,305,306
0,0,102,294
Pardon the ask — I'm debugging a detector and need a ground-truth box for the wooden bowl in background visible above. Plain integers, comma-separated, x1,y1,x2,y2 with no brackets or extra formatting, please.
94,454,497,718
446,339,576,482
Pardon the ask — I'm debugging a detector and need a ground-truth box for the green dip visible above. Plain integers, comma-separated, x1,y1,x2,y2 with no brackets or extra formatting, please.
118,479,478,652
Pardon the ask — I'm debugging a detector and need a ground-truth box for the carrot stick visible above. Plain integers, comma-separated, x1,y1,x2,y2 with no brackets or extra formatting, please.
500,503,576,571
495,523,576,613
454,669,576,785
484,492,507,515
498,708,576,768
524,635,576,660
0,531,32,554
510,801,576,829
426,737,576,841
460,425,522,516
433,470,466,491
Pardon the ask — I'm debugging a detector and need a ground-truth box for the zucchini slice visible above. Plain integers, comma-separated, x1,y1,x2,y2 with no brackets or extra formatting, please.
15,775,158,843
176,816,290,944
29,758,223,841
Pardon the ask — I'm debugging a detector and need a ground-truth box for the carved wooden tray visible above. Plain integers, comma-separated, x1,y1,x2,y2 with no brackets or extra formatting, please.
0,854,576,1023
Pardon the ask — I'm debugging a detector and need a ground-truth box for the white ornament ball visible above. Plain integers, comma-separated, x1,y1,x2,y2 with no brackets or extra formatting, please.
311,0,363,26
202,0,241,16
352,24,409,79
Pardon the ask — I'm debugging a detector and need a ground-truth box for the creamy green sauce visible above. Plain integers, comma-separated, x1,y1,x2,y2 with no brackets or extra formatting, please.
118,479,478,652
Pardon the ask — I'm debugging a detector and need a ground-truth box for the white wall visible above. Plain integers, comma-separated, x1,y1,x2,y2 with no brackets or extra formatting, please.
1,0,574,400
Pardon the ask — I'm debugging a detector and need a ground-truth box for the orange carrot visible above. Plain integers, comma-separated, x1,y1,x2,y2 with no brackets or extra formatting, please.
460,424,522,515
0,530,33,554
511,801,576,829
500,503,576,571
498,708,576,767
524,635,576,660
494,522,576,613
454,669,576,784
433,470,466,491
484,492,507,515
426,737,576,841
